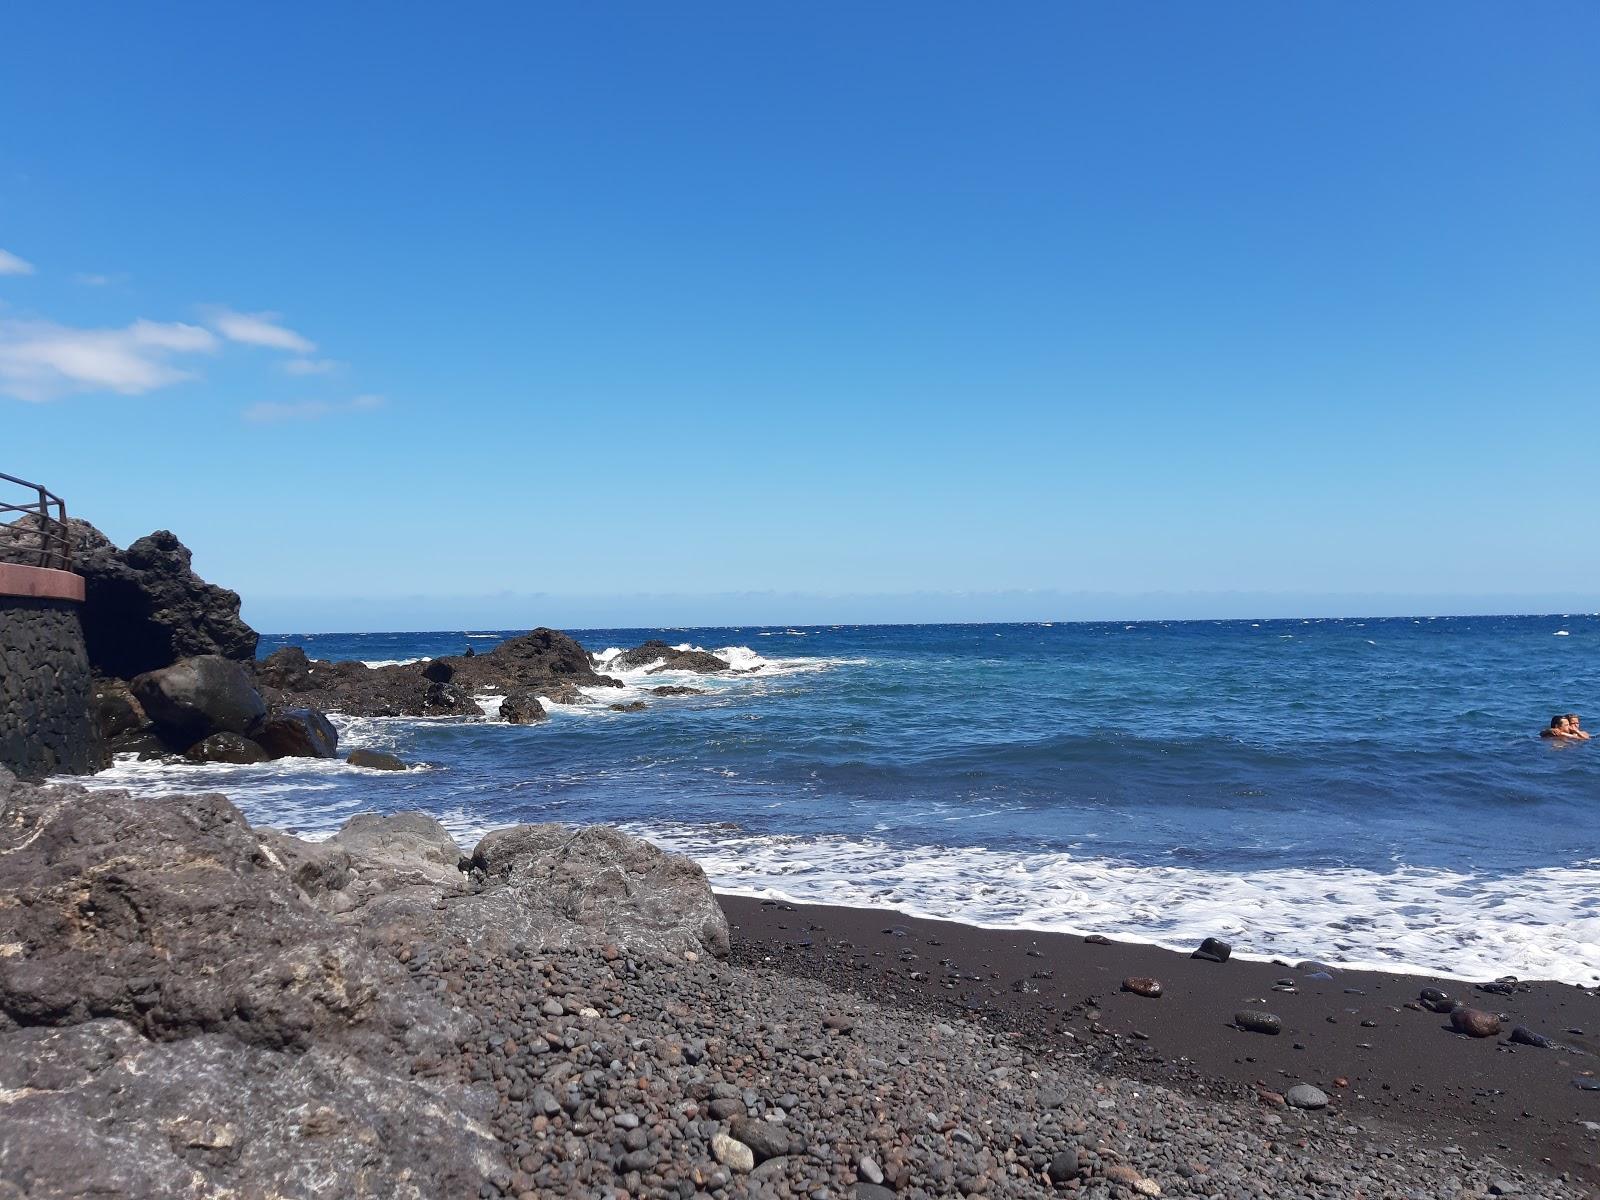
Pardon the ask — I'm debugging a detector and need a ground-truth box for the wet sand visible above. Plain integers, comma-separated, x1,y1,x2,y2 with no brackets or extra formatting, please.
721,894,1600,1187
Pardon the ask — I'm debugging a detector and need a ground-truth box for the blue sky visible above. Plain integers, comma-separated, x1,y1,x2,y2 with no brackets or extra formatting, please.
3,4,1596,630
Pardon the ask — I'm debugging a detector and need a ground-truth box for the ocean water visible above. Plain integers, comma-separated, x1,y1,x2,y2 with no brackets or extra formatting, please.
88,617,1600,984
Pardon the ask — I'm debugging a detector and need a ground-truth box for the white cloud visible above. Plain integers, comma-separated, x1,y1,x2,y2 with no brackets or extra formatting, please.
206,307,316,353
0,249,36,276
73,272,118,287
0,318,219,402
282,356,340,375
242,393,385,423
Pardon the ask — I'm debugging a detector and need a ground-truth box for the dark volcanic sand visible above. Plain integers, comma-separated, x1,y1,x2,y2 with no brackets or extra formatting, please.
721,895,1600,1186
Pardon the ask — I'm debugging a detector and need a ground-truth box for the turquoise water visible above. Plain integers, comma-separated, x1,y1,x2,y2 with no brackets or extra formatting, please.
95,616,1599,982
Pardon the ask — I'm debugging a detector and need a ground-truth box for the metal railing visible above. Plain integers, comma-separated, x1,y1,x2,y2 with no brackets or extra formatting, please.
0,472,73,571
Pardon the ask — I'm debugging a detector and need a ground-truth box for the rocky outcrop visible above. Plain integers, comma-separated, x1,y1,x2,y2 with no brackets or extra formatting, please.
607,639,731,674
0,770,500,1198
185,731,270,763
259,628,621,719
347,749,408,771
21,517,259,680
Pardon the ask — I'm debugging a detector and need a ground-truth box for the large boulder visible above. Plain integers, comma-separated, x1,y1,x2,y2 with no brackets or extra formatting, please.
0,770,501,1197
131,655,268,746
29,518,259,680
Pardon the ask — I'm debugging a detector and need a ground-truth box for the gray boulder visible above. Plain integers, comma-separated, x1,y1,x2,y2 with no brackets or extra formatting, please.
132,654,267,746
347,748,407,771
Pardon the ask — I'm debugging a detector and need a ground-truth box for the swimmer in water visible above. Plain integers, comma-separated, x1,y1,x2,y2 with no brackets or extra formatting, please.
1565,713,1591,740
1541,715,1580,740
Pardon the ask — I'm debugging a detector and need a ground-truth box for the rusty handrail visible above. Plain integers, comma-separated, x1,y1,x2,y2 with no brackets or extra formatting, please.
0,472,73,571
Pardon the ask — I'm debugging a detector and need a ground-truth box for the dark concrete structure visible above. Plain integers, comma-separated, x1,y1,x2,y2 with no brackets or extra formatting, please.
0,560,101,778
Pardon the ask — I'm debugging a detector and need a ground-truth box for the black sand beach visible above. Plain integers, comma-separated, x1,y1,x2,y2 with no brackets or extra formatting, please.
723,895,1600,1187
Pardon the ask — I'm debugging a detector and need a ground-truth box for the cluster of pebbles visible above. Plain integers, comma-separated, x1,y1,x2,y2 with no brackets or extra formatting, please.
400,940,1585,1200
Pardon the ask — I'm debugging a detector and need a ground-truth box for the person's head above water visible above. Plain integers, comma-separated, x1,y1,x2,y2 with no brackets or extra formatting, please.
1551,715,1569,730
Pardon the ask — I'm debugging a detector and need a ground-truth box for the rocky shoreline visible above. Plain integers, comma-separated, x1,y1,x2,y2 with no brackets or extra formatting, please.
2,770,1593,1199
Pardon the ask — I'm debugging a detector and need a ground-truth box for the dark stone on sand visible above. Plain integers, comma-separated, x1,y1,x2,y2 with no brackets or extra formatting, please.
1510,1025,1553,1048
1451,1006,1502,1038
1122,976,1163,998
1047,1148,1080,1182
1234,1010,1283,1035
183,731,270,764
501,690,548,724
1295,960,1336,973
347,748,407,771
132,654,268,745
421,659,454,683
1420,987,1456,1013
251,706,338,758
1083,933,1111,945
1193,937,1232,962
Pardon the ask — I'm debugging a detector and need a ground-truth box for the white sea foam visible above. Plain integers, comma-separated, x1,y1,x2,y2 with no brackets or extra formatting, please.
359,657,430,667
617,826,1600,987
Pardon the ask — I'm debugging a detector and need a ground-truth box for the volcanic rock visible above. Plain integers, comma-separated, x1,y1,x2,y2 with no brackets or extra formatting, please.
1122,976,1163,998
608,639,731,674
1285,1083,1329,1110
1192,936,1232,962
1234,1010,1283,1035
1420,986,1455,1013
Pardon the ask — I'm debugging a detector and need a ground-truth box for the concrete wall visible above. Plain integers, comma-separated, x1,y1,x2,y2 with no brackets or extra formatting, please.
1,594,102,778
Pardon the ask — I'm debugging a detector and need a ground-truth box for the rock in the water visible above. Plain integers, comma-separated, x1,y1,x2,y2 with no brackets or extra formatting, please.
1234,1010,1283,1035
1122,976,1163,998
184,731,270,764
610,700,647,712
132,655,267,746
1192,936,1232,962
256,645,317,690
650,684,705,696
421,659,454,683
500,689,548,724
712,1131,754,1172
347,749,407,771
251,706,338,758
1284,1083,1329,1110
1451,1006,1502,1038
88,677,166,756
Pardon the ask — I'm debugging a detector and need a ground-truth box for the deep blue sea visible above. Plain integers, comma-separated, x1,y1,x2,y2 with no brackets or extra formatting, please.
94,617,1600,983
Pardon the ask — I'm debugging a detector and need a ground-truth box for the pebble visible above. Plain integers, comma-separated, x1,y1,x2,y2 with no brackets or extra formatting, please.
1234,1010,1283,1035
1418,987,1454,1014
1121,976,1163,998
1192,936,1232,963
1509,1025,1553,1048
857,1154,883,1184
711,1132,755,1173
1047,1148,1079,1182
